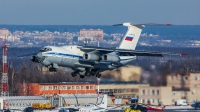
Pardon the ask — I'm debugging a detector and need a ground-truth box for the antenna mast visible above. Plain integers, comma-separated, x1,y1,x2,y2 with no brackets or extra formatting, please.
1,36,9,109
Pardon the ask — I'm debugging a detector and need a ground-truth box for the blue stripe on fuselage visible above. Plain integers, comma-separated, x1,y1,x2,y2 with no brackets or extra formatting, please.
45,52,83,59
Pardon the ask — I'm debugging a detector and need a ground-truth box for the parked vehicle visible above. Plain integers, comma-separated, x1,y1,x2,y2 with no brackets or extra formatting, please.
23,107,34,112
175,99,188,106
32,102,51,109
23,103,54,112
191,101,200,110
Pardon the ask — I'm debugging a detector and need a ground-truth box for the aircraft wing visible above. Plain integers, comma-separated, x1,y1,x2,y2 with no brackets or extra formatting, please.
77,46,186,57
118,50,184,57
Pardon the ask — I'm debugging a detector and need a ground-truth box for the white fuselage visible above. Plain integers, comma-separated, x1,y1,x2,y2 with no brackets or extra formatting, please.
40,45,136,71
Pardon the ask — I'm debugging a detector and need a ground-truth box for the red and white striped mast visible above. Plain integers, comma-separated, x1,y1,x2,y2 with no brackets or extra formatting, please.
1,36,9,109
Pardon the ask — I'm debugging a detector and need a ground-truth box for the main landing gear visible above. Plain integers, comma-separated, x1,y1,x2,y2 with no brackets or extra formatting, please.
71,72,77,77
71,70,101,78
96,73,101,78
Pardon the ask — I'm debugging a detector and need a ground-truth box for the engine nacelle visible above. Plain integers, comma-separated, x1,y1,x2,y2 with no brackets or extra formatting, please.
83,53,100,61
102,54,120,62
31,55,39,62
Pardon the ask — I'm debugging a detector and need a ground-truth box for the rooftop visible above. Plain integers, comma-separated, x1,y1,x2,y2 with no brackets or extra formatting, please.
95,81,146,85
39,82,95,85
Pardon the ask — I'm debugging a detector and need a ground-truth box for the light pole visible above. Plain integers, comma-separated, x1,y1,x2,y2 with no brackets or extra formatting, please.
96,34,101,47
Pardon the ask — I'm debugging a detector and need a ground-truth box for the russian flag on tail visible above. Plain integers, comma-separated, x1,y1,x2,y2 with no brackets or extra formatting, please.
125,35,134,41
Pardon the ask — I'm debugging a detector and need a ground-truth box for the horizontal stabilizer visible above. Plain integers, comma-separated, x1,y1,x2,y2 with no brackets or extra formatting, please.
113,23,172,27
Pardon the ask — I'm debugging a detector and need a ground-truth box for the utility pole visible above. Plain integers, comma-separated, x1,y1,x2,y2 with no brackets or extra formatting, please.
97,78,100,104
96,34,102,47
96,34,102,104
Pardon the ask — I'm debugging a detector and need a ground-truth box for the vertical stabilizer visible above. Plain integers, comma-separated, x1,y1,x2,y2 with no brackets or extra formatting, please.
118,23,143,50
99,94,107,109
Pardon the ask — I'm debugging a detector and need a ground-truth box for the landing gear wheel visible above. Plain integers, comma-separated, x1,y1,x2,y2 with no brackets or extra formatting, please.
97,74,101,78
80,75,85,78
49,67,58,72
71,72,77,77
85,71,91,77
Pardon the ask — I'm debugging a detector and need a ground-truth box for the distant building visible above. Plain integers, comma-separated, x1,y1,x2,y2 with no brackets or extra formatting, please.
166,73,200,104
18,82,96,97
0,28,9,36
97,81,172,105
78,29,103,41
34,36,55,40
138,86,172,105
0,28,19,42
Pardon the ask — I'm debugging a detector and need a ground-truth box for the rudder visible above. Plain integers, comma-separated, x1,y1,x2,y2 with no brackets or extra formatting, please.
99,94,107,109
118,23,142,50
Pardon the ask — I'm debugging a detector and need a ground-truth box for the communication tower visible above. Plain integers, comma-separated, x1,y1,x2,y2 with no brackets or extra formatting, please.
1,37,9,109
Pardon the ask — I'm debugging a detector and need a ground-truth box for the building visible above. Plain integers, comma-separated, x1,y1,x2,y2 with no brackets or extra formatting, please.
0,96,49,110
166,73,200,104
19,82,96,97
138,86,172,105
97,81,173,105
98,82,148,98
78,29,103,41
16,72,200,105
97,81,149,104
0,28,9,36
53,94,113,107
0,28,19,42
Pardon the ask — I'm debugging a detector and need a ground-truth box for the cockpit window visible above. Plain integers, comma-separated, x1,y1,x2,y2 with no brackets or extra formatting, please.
40,47,52,52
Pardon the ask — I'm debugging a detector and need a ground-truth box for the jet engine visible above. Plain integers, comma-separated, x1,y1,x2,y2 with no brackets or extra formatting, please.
102,54,120,62
83,53,100,61
31,55,39,62
31,55,45,63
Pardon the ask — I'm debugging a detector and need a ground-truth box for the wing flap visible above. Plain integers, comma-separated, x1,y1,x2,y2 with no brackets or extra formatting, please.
129,52,163,57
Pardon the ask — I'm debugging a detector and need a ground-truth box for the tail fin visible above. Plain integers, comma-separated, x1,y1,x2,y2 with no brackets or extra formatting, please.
116,23,172,50
99,94,107,109
117,23,143,50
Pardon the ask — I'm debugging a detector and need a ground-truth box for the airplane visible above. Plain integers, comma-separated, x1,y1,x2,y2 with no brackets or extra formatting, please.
18,22,186,78
57,94,108,112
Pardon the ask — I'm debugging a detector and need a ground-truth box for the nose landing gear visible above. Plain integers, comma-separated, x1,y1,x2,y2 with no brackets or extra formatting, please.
49,67,58,72
48,63,58,72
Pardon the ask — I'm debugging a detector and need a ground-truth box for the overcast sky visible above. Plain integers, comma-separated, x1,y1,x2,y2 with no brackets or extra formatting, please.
0,0,200,25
